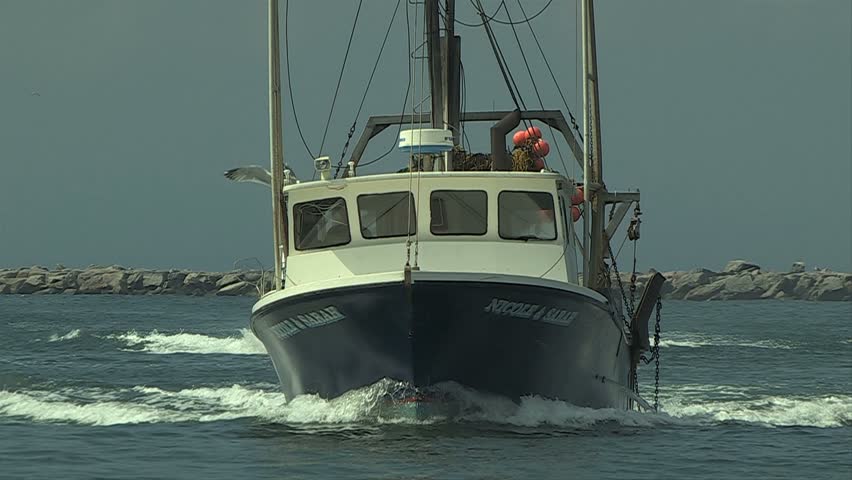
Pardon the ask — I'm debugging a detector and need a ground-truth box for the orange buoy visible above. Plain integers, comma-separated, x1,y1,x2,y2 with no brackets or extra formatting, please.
512,130,529,146
532,138,550,157
571,187,584,205
571,205,582,222
526,126,542,139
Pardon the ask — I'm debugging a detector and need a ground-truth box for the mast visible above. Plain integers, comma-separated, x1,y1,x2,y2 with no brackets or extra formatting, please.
582,0,606,290
268,0,286,291
426,0,444,132
426,0,461,170
442,0,461,170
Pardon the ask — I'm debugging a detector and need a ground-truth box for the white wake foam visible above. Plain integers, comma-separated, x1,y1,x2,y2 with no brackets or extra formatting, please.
453,387,676,428
109,329,267,355
660,332,794,350
0,382,387,426
2,381,848,428
0,390,182,426
662,393,852,428
48,329,81,342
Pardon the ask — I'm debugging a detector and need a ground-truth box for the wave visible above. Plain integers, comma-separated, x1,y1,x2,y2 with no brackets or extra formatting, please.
0,382,388,427
107,329,267,355
661,392,852,428
449,385,677,428
0,385,283,426
660,332,794,350
3,380,847,429
47,329,81,342
0,389,182,426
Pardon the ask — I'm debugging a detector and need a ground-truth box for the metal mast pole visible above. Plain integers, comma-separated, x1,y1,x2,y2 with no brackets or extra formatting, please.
268,0,286,291
426,0,444,133
424,0,444,170
582,0,605,291
442,0,461,170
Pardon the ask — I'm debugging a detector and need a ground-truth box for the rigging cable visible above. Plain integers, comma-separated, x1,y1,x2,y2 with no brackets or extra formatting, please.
284,0,316,160
447,0,554,28
317,0,365,158
459,61,472,152
413,0,429,268
404,0,421,270
357,0,414,170
472,0,527,116
334,0,403,177
445,0,505,28
515,0,583,142
501,0,568,174
487,0,554,25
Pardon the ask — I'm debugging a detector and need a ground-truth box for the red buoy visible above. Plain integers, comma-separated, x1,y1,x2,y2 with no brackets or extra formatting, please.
526,126,542,139
533,157,545,170
512,130,529,146
571,206,582,222
571,186,584,205
532,138,550,157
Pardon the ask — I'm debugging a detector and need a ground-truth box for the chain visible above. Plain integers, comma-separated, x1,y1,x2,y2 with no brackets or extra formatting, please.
607,204,659,411
634,296,663,411
606,242,634,327
629,242,637,309
334,124,358,178
626,203,641,313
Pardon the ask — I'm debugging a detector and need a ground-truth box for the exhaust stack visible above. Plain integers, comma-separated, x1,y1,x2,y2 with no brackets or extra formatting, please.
490,109,521,171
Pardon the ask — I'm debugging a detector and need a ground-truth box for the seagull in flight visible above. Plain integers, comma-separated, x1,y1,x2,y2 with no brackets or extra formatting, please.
224,165,271,186
30,90,40,97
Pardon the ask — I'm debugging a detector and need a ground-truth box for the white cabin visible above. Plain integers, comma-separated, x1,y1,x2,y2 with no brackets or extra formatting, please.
280,171,582,289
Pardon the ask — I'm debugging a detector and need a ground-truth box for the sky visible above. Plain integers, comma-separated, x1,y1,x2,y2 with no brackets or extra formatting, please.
0,0,850,273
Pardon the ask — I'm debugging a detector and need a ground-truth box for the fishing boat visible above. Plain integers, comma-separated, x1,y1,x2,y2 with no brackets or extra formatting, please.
227,0,665,414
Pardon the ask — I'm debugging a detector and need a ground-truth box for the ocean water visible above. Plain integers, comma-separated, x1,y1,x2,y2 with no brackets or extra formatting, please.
0,296,849,479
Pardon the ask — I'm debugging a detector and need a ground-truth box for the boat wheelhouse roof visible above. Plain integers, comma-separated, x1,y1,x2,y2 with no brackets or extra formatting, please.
283,169,574,194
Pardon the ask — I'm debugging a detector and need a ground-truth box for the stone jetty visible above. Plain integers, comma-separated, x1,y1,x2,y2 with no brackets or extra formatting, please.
0,265,269,297
0,261,849,301
628,260,850,301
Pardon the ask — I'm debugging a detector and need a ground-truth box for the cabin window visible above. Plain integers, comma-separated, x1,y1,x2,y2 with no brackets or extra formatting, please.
357,192,416,239
293,197,351,250
430,190,488,235
498,191,557,241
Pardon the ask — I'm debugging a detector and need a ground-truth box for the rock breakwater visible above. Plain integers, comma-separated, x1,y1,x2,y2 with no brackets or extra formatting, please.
629,260,850,301
0,266,269,297
0,261,849,301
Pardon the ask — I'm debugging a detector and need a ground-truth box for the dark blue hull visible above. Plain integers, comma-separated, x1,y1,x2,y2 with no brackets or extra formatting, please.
251,278,631,409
